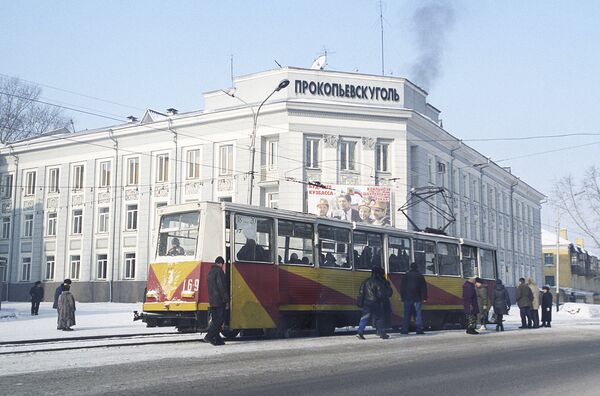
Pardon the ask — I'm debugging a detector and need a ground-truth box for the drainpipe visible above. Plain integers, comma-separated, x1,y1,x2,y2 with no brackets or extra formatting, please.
168,119,178,204
449,142,461,236
478,158,491,242
108,129,118,302
6,146,18,301
509,179,519,286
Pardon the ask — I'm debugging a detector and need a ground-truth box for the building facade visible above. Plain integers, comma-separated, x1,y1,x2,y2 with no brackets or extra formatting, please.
0,67,544,302
542,229,600,303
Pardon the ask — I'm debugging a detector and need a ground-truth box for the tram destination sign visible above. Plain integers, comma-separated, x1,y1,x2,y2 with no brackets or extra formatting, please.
307,184,392,227
295,79,400,102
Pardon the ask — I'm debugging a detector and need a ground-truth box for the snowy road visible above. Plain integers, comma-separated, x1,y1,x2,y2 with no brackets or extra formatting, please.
2,323,600,395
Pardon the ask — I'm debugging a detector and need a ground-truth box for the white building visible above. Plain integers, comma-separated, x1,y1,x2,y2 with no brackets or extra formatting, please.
0,67,544,302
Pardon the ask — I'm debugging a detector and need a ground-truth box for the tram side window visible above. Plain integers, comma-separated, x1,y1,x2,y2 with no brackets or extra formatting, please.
318,225,350,269
157,211,200,258
353,231,383,270
437,242,460,276
480,248,496,279
414,239,436,275
388,236,411,273
461,246,478,278
234,214,273,263
278,220,314,265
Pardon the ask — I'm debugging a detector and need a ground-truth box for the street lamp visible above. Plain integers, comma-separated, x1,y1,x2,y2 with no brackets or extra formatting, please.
247,79,289,205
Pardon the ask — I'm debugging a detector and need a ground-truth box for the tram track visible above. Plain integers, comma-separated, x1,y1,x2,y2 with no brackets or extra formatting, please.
0,332,200,355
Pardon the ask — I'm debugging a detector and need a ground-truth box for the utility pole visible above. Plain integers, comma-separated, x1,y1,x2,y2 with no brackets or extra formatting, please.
555,212,560,312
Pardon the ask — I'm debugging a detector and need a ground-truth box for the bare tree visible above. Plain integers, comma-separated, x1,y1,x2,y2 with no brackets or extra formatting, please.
552,166,600,249
0,76,70,144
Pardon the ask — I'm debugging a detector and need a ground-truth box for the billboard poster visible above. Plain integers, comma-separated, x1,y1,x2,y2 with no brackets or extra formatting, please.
307,184,392,226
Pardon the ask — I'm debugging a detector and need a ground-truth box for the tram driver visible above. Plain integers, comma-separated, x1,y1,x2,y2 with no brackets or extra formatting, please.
167,237,186,256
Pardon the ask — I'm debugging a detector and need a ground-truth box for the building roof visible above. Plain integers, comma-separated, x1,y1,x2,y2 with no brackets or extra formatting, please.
542,229,572,246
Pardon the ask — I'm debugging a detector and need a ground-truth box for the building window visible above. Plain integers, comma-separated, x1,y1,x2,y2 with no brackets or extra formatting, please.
46,212,57,237
99,161,111,188
126,204,138,231
2,174,13,198
545,275,555,287
23,214,33,237
267,192,279,209
267,140,278,170
45,256,55,281
156,154,169,182
48,167,60,193
70,255,81,280
73,165,84,190
376,143,389,172
305,138,320,169
2,217,10,239
98,207,109,233
186,149,201,179
339,141,356,171
219,145,233,176
25,171,36,196
127,157,139,186
72,209,83,235
97,254,108,280
124,253,136,279
21,257,31,281
544,253,555,266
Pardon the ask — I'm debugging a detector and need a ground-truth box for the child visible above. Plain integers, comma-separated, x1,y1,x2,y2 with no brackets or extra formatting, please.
541,286,553,327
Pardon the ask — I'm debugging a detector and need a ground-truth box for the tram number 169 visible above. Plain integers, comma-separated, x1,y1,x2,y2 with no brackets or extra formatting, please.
184,278,200,292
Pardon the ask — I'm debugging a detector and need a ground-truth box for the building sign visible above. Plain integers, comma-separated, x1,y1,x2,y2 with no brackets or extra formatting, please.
295,80,400,102
307,184,392,226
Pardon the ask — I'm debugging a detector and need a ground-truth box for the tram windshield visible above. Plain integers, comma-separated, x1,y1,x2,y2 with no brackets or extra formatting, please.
157,211,200,258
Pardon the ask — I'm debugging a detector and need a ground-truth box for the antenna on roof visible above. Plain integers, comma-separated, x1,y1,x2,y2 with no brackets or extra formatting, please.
379,0,385,76
274,59,282,68
230,54,234,87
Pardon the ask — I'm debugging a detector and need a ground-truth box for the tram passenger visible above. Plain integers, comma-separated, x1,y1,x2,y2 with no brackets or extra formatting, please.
492,279,510,331
356,266,389,340
389,253,400,272
167,237,185,256
289,253,300,264
324,252,337,267
475,278,489,331
400,262,428,335
463,276,480,335
516,277,533,329
204,256,229,346
237,239,267,262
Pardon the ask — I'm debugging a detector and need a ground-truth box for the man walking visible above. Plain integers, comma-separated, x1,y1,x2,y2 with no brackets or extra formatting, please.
205,256,229,346
356,266,389,340
463,276,479,335
516,277,534,329
29,281,44,316
475,278,489,331
528,277,540,328
400,262,427,335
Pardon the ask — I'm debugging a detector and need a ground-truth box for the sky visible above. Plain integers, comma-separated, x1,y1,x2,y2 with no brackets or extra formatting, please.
2,0,600,245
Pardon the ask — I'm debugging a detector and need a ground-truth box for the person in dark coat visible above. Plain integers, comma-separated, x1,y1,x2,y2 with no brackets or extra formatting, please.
53,279,72,309
541,286,553,327
516,277,533,329
492,279,511,331
57,284,76,331
29,281,44,316
356,266,389,340
475,278,489,331
205,256,230,346
381,270,394,330
463,276,479,335
400,262,428,335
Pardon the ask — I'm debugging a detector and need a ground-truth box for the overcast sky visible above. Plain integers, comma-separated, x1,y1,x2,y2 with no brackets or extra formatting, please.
2,0,600,245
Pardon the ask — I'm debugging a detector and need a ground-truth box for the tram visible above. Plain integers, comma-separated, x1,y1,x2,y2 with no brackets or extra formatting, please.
135,201,497,336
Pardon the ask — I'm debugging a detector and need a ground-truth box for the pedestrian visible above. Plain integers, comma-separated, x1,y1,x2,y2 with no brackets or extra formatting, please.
475,278,489,331
381,269,394,330
29,281,44,316
205,256,229,346
463,276,480,335
516,277,533,329
57,284,76,331
400,262,428,335
528,277,540,328
491,279,511,331
356,266,389,340
541,286,553,327
53,278,72,309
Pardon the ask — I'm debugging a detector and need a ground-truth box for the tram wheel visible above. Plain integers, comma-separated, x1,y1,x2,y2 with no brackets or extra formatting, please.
315,315,336,337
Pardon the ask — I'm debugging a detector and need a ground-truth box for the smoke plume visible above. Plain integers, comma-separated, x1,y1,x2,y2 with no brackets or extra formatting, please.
409,0,456,91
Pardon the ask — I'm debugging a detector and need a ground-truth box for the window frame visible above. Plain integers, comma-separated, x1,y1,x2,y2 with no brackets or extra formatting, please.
277,219,314,267
375,142,389,172
305,138,320,169
25,171,36,196
1,217,10,239
45,255,55,281
71,209,83,235
2,174,13,198
339,140,357,171
73,164,84,190
317,224,352,269
46,211,57,237
233,213,274,263
97,254,108,280
126,157,140,186
388,235,411,273
99,161,111,188
125,204,138,231
437,242,461,276
186,149,201,179
124,252,136,279
23,213,34,238
352,230,384,271
70,255,81,280
219,145,233,176
97,207,110,233
267,139,278,171
414,238,437,275
48,167,60,193
21,257,31,281
156,153,169,183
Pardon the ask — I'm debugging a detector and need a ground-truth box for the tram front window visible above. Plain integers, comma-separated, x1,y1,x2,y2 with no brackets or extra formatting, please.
157,212,200,258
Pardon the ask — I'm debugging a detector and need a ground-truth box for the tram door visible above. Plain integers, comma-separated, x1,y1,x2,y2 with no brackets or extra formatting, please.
229,213,279,329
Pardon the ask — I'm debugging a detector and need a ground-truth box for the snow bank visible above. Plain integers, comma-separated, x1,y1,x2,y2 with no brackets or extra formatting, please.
559,302,600,318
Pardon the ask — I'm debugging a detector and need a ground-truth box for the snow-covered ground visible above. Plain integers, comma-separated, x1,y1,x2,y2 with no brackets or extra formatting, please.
1,301,600,343
0,301,172,342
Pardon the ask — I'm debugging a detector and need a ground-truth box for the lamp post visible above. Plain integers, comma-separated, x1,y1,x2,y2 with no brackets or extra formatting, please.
247,79,290,205
555,211,561,312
